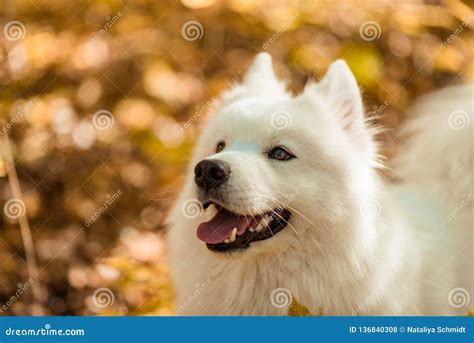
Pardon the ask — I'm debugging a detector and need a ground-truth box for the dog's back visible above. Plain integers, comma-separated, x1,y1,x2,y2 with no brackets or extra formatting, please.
393,84,473,314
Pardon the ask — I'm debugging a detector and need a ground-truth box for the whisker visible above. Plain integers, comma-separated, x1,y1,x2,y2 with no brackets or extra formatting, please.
259,194,318,228
261,203,299,236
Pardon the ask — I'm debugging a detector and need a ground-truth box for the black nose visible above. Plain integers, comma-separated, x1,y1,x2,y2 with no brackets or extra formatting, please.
194,159,230,191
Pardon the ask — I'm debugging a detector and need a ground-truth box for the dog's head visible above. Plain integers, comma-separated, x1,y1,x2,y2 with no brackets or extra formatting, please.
186,53,378,257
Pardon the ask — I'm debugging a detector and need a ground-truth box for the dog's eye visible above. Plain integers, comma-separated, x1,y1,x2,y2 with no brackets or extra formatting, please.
216,141,225,153
267,146,295,161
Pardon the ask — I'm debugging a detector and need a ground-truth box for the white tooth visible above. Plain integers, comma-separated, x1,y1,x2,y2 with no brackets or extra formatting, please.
224,238,230,243
229,227,237,242
255,223,264,232
249,227,255,232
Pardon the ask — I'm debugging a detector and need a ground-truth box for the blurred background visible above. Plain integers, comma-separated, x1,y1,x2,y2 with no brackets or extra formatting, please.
0,0,472,315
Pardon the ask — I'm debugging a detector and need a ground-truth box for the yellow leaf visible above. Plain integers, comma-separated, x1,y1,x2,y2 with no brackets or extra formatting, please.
288,297,322,316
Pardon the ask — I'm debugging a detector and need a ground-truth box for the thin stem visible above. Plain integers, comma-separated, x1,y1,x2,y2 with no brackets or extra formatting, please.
2,132,45,315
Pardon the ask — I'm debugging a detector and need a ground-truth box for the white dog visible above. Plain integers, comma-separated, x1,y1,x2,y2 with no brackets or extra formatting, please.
168,53,473,315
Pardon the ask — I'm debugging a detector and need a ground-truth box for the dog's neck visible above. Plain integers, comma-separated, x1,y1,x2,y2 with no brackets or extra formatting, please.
170,179,415,315
174,211,388,315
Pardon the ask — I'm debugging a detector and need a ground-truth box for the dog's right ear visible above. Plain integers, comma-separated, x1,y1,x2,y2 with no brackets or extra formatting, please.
220,53,286,105
242,53,280,89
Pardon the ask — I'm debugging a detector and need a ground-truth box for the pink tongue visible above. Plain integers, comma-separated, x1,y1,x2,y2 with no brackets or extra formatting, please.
197,209,255,244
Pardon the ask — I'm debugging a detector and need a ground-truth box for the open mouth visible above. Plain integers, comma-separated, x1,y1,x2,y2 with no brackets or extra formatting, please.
196,202,291,252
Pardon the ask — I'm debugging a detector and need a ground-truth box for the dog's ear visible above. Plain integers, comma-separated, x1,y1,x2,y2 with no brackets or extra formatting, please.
242,52,280,89
220,53,286,105
318,60,364,133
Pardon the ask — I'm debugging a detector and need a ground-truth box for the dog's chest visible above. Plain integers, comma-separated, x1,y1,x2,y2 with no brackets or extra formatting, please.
185,253,325,315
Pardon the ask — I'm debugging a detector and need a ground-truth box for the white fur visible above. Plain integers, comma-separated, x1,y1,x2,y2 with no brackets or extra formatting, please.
168,53,473,315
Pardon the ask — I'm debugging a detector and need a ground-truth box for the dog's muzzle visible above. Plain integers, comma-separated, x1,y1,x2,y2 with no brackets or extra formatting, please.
194,159,230,191
192,159,292,252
